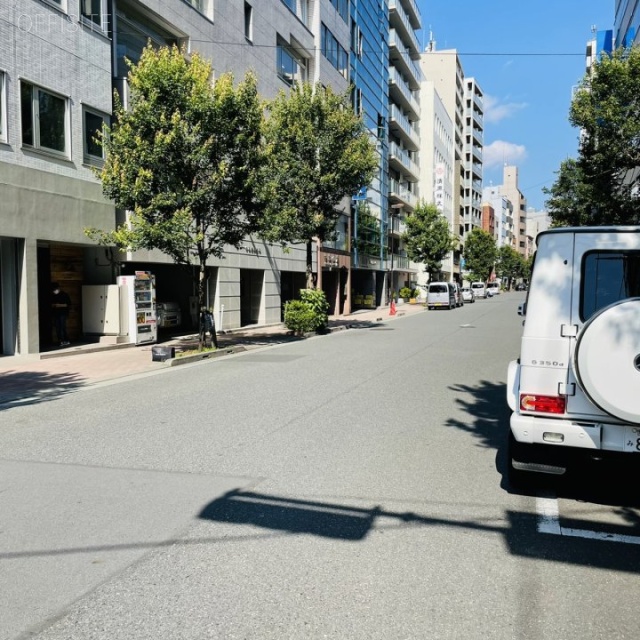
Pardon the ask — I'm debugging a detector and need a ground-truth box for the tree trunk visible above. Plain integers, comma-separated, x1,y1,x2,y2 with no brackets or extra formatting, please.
306,239,315,289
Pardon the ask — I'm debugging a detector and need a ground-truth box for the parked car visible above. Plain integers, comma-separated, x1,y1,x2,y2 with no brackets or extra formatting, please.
453,282,463,307
470,282,486,299
506,226,640,486
515,282,527,291
427,282,456,310
486,281,501,296
460,287,475,303
157,302,182,329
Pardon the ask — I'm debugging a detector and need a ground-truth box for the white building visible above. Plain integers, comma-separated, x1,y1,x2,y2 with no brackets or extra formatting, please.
418,79,455,284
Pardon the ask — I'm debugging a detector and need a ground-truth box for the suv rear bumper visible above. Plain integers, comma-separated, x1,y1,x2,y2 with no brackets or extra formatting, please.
511,413,637,453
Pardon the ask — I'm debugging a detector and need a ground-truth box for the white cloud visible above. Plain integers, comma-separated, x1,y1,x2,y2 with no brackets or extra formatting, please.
483,140,527,168
483,94,527,124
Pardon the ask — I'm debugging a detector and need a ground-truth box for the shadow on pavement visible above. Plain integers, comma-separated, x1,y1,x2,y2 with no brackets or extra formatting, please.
444,379,640,510
0,370,85,410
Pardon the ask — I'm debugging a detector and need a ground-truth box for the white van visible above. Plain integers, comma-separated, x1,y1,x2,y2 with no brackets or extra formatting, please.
427,282,456,310
506,226,640,485
470,282,486,299
486,281,500,296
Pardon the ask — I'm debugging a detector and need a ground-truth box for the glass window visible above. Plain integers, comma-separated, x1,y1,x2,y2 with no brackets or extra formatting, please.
83,108,107,164
321,24,348,79
186,0,212,18
244,2,253,41
330,0,348,22
80,0,107,30
281,0,295,11
277,39,306,86
0,71,6,143
20,81,69,156
581,250,640,321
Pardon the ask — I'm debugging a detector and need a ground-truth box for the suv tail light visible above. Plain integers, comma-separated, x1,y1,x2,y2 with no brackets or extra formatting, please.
520,394,566,414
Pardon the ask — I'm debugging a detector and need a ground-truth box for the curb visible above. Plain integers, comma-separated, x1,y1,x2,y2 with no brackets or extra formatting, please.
167,345,247,366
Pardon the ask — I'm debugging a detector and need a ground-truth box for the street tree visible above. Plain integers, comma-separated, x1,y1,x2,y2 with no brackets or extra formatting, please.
495,244,525,290
86,45,263,346
463,229,497,283
401,202,457,281
544,159,594,227
546,47,640,225
258,82,378,288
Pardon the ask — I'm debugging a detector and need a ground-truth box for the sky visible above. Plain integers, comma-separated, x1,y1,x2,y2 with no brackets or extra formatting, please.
415,0,615,211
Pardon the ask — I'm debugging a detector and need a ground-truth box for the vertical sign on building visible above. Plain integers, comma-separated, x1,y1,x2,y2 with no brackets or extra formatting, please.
434,164,445,212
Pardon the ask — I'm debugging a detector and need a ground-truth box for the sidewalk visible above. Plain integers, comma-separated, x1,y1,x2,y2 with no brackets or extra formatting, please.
0,302,425,406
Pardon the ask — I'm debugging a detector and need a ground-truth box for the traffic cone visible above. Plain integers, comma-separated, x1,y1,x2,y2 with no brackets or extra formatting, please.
389,299,397,316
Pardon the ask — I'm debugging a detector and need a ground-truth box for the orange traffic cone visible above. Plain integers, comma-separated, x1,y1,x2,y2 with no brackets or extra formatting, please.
389,299,397,316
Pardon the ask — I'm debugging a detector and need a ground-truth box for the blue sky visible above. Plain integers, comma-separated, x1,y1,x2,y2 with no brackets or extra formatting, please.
416,0,614,210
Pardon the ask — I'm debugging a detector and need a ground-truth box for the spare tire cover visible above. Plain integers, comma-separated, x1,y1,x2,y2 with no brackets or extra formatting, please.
574,298,640,424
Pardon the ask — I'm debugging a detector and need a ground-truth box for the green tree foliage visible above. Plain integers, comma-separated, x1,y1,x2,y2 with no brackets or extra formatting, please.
284,289,329,335
401,202,457,280
463,229,497,283
258,83,378,288
544,159,594,227
354,203,382,258
495,244,525,289
545,47,640,225
87,45,263,342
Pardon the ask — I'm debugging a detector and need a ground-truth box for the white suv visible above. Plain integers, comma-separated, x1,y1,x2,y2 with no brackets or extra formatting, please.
507,226,640,484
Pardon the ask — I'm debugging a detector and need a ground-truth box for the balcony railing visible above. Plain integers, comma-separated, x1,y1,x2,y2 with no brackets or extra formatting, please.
389,142,420,178
389,67,420,117
389,0,420,56
389,105,419,149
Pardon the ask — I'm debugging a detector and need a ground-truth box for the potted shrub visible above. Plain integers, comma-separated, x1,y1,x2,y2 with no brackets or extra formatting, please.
399,286,413,302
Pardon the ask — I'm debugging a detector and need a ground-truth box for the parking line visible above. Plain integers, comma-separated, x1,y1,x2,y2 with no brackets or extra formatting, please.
536,494,640,545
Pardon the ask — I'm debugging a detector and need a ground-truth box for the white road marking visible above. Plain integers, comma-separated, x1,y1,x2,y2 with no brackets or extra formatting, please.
536,494,640,545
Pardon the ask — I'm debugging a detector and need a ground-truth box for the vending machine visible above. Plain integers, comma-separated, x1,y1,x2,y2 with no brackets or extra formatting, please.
117,272,157,345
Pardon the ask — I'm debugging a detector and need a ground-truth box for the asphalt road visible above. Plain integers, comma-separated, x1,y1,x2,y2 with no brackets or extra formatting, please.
2,293,640,640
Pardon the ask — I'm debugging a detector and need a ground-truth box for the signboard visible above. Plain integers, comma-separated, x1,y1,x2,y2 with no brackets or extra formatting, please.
353,186,368,201
434,164,445,212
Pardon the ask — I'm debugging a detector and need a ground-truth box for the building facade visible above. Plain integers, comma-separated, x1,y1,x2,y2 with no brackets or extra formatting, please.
386,0,421,300
417,79,455,284
498,165,528,256
0,0,368,357
482,186,514,250
420,44,483,279
615,0,639,47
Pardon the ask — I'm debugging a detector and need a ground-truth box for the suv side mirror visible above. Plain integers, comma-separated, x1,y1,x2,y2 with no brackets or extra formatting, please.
517,302,526,316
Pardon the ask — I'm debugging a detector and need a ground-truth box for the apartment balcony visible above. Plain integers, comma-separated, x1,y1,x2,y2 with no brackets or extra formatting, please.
387,213,407,236
388,142,419,182
388,68,420,120
389,30,422,88
399,0,421,27
472,92,483,113
388,176,418,209
389,105,419,151
388,253,413,271
389,1,420,58
465,124,483,146
472,109,483,130
471,143,482,164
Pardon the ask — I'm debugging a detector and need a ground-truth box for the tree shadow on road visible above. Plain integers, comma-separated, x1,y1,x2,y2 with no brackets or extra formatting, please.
0,370,84,411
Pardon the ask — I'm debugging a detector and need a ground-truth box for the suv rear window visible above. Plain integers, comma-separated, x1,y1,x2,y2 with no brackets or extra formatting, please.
581,250,640,321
